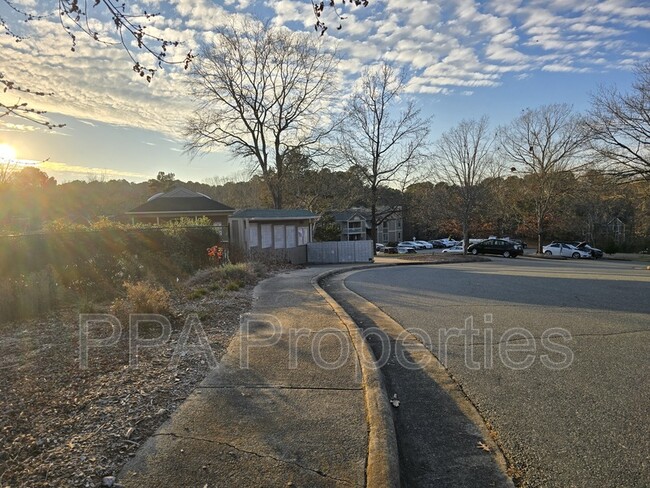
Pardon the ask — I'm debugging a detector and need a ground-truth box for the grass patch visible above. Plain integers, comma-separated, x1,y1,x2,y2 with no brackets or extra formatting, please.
187,288,209,300
185,262,266,290
225,281,243,291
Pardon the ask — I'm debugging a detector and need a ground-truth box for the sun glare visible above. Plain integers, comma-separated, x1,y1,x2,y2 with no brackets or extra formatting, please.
0,143,17,162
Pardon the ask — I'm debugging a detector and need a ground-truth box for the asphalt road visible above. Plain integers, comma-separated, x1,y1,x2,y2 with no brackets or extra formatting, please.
345,257,650,487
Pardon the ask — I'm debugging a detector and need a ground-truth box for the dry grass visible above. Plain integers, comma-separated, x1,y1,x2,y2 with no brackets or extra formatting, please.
0,270,258,487
184,262,267,290
110,281,172,320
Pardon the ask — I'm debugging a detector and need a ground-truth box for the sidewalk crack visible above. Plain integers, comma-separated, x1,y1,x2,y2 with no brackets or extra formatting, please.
151,432,354,485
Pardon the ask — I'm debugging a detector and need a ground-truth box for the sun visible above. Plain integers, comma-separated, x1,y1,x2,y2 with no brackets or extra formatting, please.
0,143,17,162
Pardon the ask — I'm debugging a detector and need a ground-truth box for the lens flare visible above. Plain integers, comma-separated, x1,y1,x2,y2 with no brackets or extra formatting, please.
0,143,17,162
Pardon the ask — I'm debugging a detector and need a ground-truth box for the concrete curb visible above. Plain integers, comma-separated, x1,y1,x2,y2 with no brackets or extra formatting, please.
310,259,492,487
333,270,515,487
311,269,400,488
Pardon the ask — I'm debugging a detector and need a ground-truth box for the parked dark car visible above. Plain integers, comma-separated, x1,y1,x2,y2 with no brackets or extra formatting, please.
467,238,523,258
509,238,527,249
429,240,447,249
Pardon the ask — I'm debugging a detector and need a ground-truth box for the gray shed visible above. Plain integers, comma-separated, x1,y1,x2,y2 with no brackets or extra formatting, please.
229,209,319,264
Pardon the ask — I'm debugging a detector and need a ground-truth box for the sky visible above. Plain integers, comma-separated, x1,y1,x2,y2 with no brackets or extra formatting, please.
0,0,648,184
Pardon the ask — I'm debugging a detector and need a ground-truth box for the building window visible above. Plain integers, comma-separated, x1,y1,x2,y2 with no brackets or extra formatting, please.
298,226,309,246
248,223,259,248
274,225,286,249
286,225,296,248
261,224,273,248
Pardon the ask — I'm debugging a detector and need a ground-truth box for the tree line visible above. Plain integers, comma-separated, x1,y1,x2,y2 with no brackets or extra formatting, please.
1,157,648,253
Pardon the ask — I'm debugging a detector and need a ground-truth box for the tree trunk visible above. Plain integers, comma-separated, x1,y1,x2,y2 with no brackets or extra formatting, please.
462,221,469,255
269,180,282,209
273,192,282,209
371,203,378,252
371,186,378,255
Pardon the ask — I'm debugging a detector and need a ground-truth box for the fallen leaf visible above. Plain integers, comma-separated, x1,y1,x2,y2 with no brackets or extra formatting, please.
390,393,400,408
477,441,491,452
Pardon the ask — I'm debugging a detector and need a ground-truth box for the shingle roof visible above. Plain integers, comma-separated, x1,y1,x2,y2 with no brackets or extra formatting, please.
331,211,367,222
127,187,234,214
231,209,318,220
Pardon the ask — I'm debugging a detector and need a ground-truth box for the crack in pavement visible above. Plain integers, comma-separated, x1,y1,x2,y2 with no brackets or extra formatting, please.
151,432,355,485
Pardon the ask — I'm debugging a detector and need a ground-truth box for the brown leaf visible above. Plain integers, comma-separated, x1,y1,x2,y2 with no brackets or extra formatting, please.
477,441,491,452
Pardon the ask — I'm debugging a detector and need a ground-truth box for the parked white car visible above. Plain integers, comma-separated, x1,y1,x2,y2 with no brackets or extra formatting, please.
438,238,458,248
399,240,425,250
414,240,434,249
442,245,465,254
543,243,591,259
397,243,416,254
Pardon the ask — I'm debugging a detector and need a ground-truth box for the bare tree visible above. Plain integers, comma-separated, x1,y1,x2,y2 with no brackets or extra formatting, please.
1,72,65,129
1,0,194,80
1,0,193,129
499,104,589,253
183,19,338,209
0,160,17,185
1,1,367,130
336,64,430,245
312,0,370,35
585,63,650,181
434,116,494,252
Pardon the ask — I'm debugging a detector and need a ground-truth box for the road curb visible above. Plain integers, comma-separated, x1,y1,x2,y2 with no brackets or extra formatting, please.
311,258,492,487
332,270,515,486
312,269,400,488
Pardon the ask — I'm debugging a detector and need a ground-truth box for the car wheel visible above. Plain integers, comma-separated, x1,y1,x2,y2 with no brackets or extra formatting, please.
544,251,552,256
471,248,478,255
503,250,511,258
572,252,580,259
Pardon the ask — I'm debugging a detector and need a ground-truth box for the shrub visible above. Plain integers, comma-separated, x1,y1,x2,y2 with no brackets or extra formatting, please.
225,281,242,291
76,295,101,314
0,268,65,322
110,281,171,319
601,240,619,255
0,223,222,321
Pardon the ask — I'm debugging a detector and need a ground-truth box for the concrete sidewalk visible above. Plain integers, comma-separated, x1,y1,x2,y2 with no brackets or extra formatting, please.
118,266,380,487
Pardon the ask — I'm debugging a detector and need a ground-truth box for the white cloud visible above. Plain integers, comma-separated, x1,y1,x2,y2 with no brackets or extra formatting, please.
1,0,648,143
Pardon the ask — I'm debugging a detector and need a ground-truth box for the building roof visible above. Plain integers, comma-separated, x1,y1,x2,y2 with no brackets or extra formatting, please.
331,207,403,223
331,211,367,222
127,187,234,214
231,209,319,221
